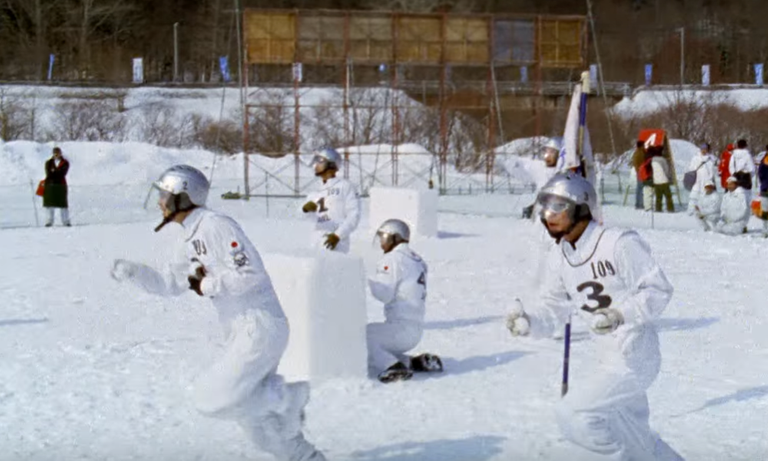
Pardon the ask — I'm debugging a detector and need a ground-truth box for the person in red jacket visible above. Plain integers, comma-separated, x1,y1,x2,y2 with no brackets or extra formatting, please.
718,143,734,190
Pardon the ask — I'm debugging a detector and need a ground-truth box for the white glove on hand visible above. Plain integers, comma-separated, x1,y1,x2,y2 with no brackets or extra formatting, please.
506,298,530,336
111,259,137,282
590,308,624,335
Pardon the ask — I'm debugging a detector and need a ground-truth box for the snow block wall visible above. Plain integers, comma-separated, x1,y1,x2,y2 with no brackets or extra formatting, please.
369,187,439,238
262,250,367,381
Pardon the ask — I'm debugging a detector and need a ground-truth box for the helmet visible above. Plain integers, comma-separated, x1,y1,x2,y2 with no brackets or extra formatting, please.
311,148,342,171
537,172,597,221
376,219,411,242
543,137,564,152
154,165,210,207
152,165,209,232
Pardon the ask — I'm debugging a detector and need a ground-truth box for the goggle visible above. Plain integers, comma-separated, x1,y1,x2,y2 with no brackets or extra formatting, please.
538,195,573,214
311,155,329,166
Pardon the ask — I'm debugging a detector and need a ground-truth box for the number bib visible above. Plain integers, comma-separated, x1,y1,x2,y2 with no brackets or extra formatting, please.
561,228,628,314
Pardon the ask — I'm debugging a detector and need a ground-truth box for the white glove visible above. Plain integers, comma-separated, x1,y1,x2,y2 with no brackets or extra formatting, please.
590,308,624,335
111,259,137,282
506,298,530,337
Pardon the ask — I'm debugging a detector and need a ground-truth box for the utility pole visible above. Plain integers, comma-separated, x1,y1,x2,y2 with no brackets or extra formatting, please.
173,22,180,82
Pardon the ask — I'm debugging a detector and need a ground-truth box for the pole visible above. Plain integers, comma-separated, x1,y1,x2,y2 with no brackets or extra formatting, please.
234,0,248,200
561,314,572,397
679,27,685,86
173,22,179,82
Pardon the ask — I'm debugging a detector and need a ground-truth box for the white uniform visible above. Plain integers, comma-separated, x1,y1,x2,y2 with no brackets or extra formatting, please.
367,243,428,372
686,154,716,213
717,187,750,235
695,191,722,231
526,222,681,461
305,177,360,253
114,208,324,461
729,149,755,201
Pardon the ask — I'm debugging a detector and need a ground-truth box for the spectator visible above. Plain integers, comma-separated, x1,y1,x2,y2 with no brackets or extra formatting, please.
729,139,755,200
686,142,717,214
718,143,734,190
631,140,648,209
756,153,768,236
716,176,749,235
650,147,674,212
43,147,71,227
694,181,721,231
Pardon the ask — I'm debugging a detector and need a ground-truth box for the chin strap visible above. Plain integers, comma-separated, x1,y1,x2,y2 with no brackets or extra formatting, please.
154,196,196,232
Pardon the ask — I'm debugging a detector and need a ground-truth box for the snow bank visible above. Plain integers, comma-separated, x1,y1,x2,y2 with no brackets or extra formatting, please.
613,87,768,117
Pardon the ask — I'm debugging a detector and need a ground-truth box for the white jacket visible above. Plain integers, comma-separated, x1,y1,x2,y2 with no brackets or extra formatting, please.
368,243,428,324
651,156,671,185
123,208,285,331
729,148,755,174
718,187,749,234
527,222,672,380
305,176,360,244
697,191,722,222
687,154,716,196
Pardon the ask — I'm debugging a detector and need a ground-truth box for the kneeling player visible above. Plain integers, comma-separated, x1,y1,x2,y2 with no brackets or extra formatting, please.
368,219,442,383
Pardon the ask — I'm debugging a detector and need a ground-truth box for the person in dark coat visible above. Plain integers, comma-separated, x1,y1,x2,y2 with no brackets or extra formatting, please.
43,147,71,227
631,140,647,209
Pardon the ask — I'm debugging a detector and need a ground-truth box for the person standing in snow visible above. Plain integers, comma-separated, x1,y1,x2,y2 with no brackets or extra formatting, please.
716,176,750,235
650,147,674,212
756,154,768,236
522,137,562,219
506,172,683,461
718,143,734,190
43,147,72,227
729,139,755,200
110,165,326,461
367,219,442,383
301,148,360,253
686,143,716,214
694,181,721,231
631,140,648,210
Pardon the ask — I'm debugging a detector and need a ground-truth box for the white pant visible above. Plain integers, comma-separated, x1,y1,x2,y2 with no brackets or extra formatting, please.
45,207,70,225
715,221,747,235
366,320,423,372
194,310,324,461
555,371,682,461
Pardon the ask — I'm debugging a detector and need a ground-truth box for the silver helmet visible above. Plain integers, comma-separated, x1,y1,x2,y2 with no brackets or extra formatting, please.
152,165,209,232
376,219,411,243
537,172,597,220
543,136,564,152
312,148,342,171
154,165,210,207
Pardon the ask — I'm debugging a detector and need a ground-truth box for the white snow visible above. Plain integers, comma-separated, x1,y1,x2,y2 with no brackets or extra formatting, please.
2,88,768,461
613,87,768,116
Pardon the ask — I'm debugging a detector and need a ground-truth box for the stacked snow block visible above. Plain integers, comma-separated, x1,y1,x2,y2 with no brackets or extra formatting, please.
262,250,368,381
369,187,439,238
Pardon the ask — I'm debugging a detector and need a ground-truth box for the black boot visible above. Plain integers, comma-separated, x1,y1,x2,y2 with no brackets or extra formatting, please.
378,362,413,383
410,353,443,372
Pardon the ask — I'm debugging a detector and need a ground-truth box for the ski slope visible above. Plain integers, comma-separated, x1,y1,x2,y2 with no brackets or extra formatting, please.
1,187,767,460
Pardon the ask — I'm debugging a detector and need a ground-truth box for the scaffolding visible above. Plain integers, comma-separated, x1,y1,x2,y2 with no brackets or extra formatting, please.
240,9,587,197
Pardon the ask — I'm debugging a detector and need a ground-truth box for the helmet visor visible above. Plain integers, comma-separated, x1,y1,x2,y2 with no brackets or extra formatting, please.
537,194,573,214
311,155,328,167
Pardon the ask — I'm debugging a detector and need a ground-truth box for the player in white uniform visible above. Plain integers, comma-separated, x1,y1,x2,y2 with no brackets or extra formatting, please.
110,165,325,461
302,148,360,253
506,172,683,461
367,219,442,383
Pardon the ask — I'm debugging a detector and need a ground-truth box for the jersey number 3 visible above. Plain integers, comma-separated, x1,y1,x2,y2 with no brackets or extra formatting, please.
576,281,612,313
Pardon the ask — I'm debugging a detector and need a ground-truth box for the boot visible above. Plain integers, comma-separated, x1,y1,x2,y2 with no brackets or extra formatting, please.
410,353,443,372
378,362,413,383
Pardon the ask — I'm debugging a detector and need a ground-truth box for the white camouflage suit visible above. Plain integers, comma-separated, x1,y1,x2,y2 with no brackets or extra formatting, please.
716,187,750,235
113,207,324,461
686,152,716,214
305,176,360,253
695,190,722,231
525,221,682,461
367,243,428,373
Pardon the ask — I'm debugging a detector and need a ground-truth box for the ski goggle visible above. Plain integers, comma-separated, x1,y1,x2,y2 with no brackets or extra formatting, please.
537,195,573,214
311,155,329,166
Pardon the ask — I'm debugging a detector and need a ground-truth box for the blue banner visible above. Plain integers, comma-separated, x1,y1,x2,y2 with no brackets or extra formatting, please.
589,64,598,84
47,54,55,81
644,64,652,86
756,64,764,86
520,66,528,83
219,56,231,82
702,65,710,86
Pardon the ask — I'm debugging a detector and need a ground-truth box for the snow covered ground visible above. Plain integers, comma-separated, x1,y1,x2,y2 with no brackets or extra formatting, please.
2,171,768,460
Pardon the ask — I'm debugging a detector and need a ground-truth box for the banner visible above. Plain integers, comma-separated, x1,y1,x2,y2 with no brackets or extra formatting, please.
47,54,55,81
702,64,710,86
520,66,528,83
292,62,303,82
132,58,144,84
756,64,764,86
589,64,598,85
219,56,231,82
644,64,652,86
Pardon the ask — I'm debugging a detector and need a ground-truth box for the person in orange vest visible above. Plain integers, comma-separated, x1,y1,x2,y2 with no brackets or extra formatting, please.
718,143,734,190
